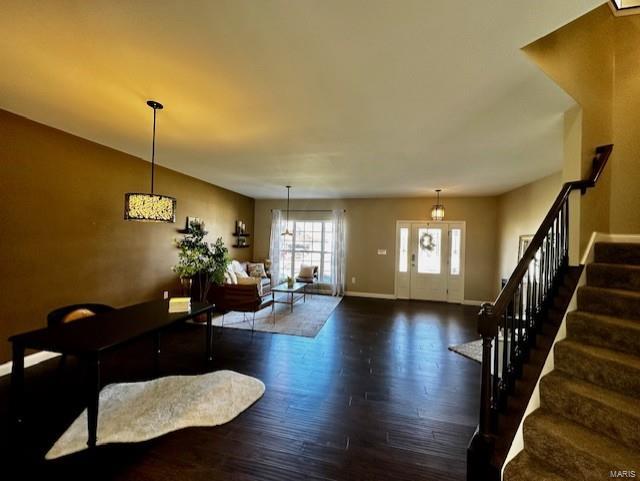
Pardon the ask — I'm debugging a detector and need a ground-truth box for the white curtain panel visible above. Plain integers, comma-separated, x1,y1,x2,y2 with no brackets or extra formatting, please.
331,209,346,296
269,209,282,285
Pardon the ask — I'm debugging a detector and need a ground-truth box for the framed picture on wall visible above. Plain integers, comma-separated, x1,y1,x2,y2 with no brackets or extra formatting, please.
186,216,202,228
517,234,535,319
518,234,533,261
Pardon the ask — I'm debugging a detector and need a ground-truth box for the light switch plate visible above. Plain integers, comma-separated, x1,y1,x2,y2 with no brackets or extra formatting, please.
377,249,387,255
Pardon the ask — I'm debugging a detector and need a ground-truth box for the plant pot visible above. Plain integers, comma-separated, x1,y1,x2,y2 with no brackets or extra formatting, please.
193,313,208,324
287,279,294,288
180,277,193,298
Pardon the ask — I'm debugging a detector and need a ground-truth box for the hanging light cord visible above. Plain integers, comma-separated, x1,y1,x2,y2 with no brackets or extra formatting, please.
150,105,157,194
286,185,291,224
146,99,163,194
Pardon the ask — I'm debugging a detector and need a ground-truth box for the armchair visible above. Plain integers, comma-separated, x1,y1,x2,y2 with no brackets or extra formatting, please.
296,265,319,296
209,283,274,331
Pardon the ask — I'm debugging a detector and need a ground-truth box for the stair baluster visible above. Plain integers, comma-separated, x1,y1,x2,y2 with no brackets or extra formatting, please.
467,144,613,481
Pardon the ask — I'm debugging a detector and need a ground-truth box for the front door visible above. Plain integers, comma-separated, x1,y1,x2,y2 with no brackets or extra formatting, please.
410,223,447,301
395,221,465,302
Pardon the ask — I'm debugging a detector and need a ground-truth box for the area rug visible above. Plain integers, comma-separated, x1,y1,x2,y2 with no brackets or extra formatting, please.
46,370,265,460
448,339,483,363
449,337,506,364
212,294,342,338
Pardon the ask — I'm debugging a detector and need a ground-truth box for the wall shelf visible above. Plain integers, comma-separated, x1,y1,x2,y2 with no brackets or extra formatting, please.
232,244,251,249
232,233,251,237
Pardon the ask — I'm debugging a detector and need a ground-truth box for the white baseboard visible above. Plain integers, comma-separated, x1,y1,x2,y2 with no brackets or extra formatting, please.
580,232,640,265
599,233,640,243
344,292,489,304
0,351,60,378
462,299,489,306
344,291,396,300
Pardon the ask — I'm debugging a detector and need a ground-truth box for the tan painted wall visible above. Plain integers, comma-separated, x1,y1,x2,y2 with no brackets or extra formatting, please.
523,5,614,251
254,197,499,302
611,15,640,233
563,106,583,264
0,109,254,362
525,5,640,242
496,172,562,285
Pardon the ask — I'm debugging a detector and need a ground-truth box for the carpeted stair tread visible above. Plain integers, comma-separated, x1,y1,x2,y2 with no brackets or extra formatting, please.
577,285,640,320
554,340,640,398
587,262,640,292
540,371,640,450
503,451,566,481
523,410,640,480
567,310,640,355
508,245,640,480
595,242,640,266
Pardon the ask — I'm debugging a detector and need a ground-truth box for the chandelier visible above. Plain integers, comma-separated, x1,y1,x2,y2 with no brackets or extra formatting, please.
124,100,176,222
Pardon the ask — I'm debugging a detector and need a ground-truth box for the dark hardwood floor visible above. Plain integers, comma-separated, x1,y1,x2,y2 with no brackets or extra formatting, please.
0,297,481,480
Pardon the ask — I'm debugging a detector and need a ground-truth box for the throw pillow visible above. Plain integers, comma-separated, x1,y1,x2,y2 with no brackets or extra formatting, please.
235,269,249,279
237,276,263,296
231,260,249,278
226,265,238,284
248,262,266,278
298,265,315,279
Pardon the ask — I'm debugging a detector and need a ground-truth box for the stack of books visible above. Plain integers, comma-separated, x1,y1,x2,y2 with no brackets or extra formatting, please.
168,297,191,313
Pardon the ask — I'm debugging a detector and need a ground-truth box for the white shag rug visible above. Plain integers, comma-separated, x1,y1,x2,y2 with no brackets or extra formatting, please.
213,294,342,338
46,370,265,460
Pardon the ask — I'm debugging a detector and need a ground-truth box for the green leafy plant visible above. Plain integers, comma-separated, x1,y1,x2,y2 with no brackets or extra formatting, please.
172,220,230,301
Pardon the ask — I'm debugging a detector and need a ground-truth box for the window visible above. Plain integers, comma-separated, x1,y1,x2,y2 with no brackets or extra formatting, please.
398,227,409,273
450,228,461,275
417,228,441,274
280,220,333,282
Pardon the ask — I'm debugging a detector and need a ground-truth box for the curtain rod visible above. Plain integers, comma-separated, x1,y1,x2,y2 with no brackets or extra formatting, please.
270,209,346,213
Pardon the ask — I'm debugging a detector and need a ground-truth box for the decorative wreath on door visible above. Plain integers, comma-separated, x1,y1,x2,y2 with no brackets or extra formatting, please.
420,232,436,252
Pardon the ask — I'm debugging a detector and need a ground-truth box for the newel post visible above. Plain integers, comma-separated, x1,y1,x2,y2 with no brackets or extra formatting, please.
467,302,499,481
477,302,495,439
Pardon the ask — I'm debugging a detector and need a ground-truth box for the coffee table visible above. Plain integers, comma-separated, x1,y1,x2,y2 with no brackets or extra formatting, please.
272,282,307,313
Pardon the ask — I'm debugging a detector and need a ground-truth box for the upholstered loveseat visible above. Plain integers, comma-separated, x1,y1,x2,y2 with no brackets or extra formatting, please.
208,260,273,318
224,260,271,297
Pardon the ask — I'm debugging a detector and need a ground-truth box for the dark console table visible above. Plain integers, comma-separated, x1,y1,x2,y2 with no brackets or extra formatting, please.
9,299,215,452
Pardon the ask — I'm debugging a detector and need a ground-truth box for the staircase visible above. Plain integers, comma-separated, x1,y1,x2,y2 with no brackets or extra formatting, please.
504,242,640,480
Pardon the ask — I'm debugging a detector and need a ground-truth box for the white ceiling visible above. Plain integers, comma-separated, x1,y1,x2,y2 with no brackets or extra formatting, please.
0,0,603,199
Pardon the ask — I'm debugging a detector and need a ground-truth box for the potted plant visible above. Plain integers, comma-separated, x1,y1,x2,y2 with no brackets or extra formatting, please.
286,275,294,288
172,220,230,303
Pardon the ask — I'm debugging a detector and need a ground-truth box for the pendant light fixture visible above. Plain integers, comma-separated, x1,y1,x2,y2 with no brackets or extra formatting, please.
282,185,293,236
124,100,176,222
431,189,445,221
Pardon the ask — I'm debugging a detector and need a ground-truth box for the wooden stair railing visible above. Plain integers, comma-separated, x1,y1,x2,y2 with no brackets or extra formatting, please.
466,144,613,481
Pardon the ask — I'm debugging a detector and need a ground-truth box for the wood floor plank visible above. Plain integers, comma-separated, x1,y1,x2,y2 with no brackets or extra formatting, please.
0,297,480,480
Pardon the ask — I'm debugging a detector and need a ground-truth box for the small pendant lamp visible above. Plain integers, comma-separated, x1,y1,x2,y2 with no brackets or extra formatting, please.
431,189,445,221
124,100,176,222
